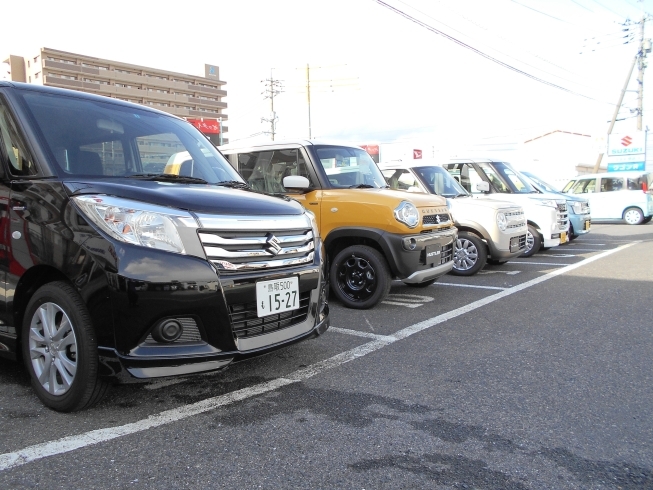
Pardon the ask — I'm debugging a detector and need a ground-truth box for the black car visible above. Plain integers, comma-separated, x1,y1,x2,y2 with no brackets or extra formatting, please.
0,82,329,411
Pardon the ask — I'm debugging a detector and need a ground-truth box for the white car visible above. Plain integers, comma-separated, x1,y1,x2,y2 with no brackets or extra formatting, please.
562,171,653,225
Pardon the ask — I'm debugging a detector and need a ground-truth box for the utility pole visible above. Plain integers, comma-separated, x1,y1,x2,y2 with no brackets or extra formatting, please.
261,70,284,141
593,14,650,172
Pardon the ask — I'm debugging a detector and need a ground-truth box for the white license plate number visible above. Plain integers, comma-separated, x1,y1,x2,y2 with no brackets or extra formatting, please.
256,277,300,317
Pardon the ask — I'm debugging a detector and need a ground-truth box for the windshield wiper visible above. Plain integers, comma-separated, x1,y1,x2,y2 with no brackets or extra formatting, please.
349,184,376,188
128,173,208,184
216,180,250,189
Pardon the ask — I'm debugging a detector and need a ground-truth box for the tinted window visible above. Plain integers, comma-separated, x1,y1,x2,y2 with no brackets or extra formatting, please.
478,162,535,193
600,177,623,192
0,98,37,176
18,91,241,183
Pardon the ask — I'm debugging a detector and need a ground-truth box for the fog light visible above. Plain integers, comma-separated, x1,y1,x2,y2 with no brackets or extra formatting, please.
152,319,184,343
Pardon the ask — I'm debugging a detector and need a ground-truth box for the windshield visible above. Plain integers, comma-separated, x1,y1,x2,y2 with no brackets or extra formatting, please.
478,162,536,194
19,90,242,184
414,166,468,197
314,145,387,188
522,172,558,193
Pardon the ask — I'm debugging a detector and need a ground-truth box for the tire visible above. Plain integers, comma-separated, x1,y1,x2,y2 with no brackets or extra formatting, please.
568,222,577,241
450,232,487,276
405,278,437,288
643,216,652,224
623,207,644,225
520,224,542,257
22,281,108,412
329,245,391,309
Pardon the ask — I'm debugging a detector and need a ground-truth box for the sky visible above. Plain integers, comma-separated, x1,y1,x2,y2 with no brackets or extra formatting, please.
2,0,652,155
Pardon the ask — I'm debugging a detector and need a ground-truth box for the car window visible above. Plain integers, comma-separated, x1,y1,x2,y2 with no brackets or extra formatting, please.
18,90,241,183
0,99,38,176
571,179,595,194
626,177,642,190
479,162,535,193
414,166,468,197
443,163,487,194
562,180,576,192
600,177,623,192
382,169,423,192
314,145,386,188
236,149,314,194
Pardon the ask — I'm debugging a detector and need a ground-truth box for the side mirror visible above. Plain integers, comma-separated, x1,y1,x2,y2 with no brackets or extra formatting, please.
283,175,310,191
476,181,490,193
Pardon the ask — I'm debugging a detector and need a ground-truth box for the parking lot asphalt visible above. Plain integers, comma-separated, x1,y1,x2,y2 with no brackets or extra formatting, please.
0,222,651,489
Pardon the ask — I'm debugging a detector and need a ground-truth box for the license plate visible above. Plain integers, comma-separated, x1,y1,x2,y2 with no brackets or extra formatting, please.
256,277,299,317
584,220,591,231
425,244,442,264
560,231,567,243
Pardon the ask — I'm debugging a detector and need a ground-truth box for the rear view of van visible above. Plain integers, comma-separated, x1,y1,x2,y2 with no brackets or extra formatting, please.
562,171,653,224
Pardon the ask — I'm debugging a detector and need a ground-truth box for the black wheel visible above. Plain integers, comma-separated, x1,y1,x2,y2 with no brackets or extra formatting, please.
329,245,391,309
22,281,108,412
623,207,644,225
405,278,437,288
487,258,508,265
643,216,652,224
520,224,542,257
450,231,487,276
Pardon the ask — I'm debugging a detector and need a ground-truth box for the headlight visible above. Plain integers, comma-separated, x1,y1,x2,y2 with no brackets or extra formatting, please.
537,199,558,208
305,209,320,240
394,201,420,228
569,201,583,214
72,195,194,254
496,212,507,231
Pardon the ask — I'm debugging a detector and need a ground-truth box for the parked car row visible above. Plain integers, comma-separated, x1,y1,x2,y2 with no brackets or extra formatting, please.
0,81,616,412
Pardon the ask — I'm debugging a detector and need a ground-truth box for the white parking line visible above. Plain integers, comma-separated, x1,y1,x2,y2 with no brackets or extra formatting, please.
435,282,507,290
0,242,635,473
507,261,570,266
329,327,397,342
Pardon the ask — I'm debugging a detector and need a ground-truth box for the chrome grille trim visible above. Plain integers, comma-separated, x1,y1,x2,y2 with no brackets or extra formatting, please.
422,213,451,226
204,241,314,259
198,231,313,246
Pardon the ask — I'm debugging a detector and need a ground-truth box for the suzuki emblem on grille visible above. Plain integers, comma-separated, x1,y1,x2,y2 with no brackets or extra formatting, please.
266,234,283,255
436,215,441,224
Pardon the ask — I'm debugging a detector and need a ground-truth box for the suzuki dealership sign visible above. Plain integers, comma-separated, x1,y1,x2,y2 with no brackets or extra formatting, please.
607,132,645,156
606,131,646,172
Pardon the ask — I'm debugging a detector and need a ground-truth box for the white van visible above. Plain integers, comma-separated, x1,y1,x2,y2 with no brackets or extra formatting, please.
562,171,653,225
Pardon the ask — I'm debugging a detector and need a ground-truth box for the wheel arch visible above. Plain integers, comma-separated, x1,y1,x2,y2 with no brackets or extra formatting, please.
13,265,71,344
324,227,393,273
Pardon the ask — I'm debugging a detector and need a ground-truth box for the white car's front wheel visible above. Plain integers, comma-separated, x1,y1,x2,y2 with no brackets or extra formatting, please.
623,207,644,225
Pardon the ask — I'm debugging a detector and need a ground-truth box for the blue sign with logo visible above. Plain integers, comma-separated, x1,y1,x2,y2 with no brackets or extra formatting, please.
607,162,645,172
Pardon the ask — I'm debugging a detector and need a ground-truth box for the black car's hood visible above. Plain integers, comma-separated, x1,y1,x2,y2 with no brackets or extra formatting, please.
63,178,305,216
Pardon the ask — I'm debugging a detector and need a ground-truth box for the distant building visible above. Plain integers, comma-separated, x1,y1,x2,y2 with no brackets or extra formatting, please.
3,47,228,144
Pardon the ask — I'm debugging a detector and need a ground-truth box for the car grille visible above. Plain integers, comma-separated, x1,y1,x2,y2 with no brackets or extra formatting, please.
510,234,527,253
199,228,315,273
556,202,569,231
441,242,453,264
423,213,451,226
229,291,311,338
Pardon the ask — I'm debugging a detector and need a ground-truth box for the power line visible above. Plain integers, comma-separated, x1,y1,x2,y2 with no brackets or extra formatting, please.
509,0,569,22
375,0,612,104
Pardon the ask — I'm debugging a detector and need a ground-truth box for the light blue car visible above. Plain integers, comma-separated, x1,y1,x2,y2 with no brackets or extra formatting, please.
522,172,591,240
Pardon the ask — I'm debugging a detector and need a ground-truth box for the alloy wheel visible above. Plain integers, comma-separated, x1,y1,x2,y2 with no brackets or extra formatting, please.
454,238,478,271
28,302,78,396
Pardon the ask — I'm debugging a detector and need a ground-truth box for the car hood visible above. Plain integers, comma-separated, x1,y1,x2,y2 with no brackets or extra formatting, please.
63,178,305,216
449,195,522,211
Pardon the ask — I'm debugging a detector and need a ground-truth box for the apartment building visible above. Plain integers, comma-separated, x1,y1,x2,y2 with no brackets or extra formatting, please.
3,47,227,144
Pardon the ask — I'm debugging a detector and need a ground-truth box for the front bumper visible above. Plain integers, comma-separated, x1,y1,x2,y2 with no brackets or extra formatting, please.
488,228,527,260
379,226,457,282
92,242,328,381
569,213,591,236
